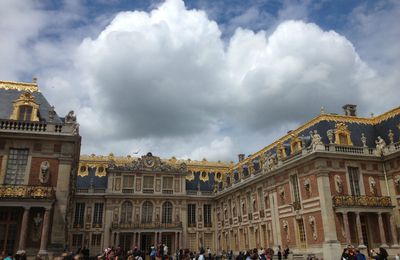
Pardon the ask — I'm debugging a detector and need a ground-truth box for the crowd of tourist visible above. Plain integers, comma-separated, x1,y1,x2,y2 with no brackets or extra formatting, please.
0,244,398,260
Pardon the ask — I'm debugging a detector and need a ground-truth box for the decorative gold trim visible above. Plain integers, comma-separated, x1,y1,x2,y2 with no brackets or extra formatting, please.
199,171,209,182
78,164,89,177
95,165,107,177
290,133,302,154
0,80,39,92
186,171,195,181
9,92,40,121
334,122,353,145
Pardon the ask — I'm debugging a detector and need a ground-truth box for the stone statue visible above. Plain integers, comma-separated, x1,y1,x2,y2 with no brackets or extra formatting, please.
31,212,43,242
327,130,334,144
65,110,77,123
310,130,323,151
375,136,386,155
39,161,50,184
388,129,394,144
369,177,377,195
48,106,56,122
361,133,367,147
335,175,343,194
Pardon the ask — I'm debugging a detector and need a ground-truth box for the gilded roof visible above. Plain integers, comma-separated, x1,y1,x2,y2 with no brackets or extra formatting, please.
0,80,39,92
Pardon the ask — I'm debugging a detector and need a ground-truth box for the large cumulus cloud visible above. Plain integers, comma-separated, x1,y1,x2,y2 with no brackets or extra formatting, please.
75,0,375,145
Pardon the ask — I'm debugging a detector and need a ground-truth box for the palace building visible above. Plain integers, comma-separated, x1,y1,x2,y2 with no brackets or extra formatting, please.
1,80,400,260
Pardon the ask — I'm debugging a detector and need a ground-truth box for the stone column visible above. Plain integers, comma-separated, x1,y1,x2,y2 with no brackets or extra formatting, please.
389,214,400,247
138,232,141,248
179,232,182,249
17,207,30,254
355,212,365,248
343,212,351,244
317,171,341,260
377,213,388,247
39,208,51,255
175,232,178,251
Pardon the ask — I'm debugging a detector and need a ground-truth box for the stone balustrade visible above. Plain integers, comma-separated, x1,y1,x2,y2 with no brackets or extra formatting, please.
0,119,78,135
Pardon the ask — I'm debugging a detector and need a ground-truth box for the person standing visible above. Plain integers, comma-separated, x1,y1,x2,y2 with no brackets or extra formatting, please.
277,246,282,260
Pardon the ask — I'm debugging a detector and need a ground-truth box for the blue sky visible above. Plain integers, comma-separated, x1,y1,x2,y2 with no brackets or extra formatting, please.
0,0,399,161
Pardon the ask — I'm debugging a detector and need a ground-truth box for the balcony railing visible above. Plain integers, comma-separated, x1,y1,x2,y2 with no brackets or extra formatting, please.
0,119,77,135
0,185,55,199
332,195,392,208
113,221,182,229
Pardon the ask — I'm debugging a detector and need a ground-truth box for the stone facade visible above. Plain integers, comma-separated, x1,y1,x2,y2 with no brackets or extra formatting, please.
0,80,81,257
1,80,400,259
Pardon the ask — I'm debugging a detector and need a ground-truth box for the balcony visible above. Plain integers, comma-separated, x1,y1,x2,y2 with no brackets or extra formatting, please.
113,221,183,229
332,195,392,208
0,119,77,135
0,185,55,199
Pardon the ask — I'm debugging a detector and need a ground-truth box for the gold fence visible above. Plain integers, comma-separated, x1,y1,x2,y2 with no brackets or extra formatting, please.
0,185,55,199
332,195,392,208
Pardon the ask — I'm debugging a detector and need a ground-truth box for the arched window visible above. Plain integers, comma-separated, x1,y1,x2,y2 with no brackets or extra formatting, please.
120,201,133,224
142,201,153,223
162,201,173,224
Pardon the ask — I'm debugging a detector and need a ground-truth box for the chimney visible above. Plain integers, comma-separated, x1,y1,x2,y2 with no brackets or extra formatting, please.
342,104,357,116
238,154,245,162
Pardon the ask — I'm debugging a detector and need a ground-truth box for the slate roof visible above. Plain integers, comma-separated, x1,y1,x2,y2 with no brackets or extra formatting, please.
0,88,62,123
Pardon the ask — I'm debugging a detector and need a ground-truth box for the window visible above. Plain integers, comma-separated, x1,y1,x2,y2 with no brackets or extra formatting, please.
143,176,154,193
91,234,102,246
123,175,135,193
348,167,361,196
290,175,301,203
204,204,212,227
4,149,29,185
72,234,83,247
93,203,104,227
141,201,153,223
297,219,306,248
121,201,133,224
188,204,196,227
258,188,264,210
162,201,173,224
18,106,33,121
74,203,85,227
162,177,173,194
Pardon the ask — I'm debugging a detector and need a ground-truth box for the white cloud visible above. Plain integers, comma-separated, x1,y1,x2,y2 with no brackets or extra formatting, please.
1,0,398,161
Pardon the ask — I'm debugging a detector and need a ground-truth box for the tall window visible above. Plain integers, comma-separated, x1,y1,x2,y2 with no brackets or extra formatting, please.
348,167,361,196
93,203,104,226
143,176,154,193
290,175,301,203
74,203,85,227
297,219,306,248
18,106,33,121
142,201,153,223
72,234,83,247
4,149,29,185
91,234,102,246
162,201,173,224
188,204,196,227
162,177,173,194
204,204,212,227
122,175,134,193
258,188,264,210
121,201,133,224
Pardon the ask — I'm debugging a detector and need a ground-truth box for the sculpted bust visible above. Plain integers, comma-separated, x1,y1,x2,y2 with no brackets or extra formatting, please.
39,161,50,184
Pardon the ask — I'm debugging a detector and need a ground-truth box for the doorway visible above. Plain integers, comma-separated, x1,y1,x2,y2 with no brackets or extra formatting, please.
0,208,21,254
141,234,154,254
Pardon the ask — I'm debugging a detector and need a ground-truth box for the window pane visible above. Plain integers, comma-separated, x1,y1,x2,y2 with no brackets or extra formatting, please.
5,149,29,185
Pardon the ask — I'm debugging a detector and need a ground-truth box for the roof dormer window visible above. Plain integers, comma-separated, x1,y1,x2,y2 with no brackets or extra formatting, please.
10,92,40,122
18,105,33,121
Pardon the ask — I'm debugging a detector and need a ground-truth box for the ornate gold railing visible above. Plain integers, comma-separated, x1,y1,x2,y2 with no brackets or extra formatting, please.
0,185,55,199
332,195,392,208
